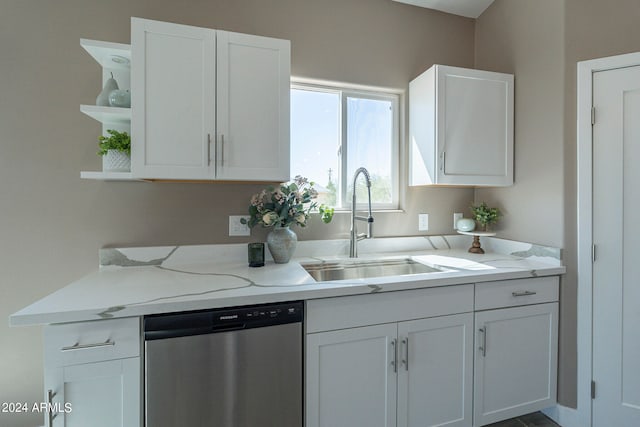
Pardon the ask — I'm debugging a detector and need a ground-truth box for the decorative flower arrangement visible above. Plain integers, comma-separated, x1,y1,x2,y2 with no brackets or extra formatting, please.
470,202,501,231
241,176,334,229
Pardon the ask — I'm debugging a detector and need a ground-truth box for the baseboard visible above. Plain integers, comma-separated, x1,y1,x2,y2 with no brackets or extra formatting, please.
543,404,581,427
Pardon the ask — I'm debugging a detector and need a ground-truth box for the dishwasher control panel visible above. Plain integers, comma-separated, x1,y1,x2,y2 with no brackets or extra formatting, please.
144,301,303,340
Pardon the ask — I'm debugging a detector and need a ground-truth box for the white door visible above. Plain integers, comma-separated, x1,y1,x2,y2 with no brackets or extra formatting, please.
397,313,473,427
45,358,140,427
306,324,398,427
592,65,640,427
131,18,215,180
216,31,290,181
473,303,558,426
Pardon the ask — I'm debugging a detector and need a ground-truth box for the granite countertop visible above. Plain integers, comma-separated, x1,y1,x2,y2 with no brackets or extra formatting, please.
10,235,565,326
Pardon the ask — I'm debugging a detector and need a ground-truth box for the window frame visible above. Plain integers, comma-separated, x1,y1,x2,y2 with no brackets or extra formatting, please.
290,79,401,211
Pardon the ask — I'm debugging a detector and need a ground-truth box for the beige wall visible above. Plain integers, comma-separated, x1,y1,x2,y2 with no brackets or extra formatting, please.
473,0,570,405
0,1,475,425
475,0,640,409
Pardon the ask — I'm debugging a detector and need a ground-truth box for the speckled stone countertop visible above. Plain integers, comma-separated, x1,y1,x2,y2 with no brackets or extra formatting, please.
10,235,565,326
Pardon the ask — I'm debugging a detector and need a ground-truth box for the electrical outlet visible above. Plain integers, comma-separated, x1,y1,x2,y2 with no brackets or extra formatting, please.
418,213,429,231
453,212,463,229
229,215,251,236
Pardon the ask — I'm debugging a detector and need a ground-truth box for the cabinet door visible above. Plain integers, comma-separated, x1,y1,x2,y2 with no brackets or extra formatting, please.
45,358,140,427
306,324,398,427
397,313,473,427
473,303,558,426
216,31,290,181
131,18,215,180
436,66,513,186
409,65,513,187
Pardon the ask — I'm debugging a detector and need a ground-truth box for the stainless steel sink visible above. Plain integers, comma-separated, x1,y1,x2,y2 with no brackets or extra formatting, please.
301,258,443,282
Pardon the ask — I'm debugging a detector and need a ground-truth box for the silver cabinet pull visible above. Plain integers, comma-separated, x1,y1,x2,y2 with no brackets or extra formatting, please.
221,134,225,166
512,290,537,297
478,327,487,357
61,340,115,352
402,338,409,371
47,389,58,426
441,151,446,172
391,339,398,373
214,134,219,176
207,133,211,166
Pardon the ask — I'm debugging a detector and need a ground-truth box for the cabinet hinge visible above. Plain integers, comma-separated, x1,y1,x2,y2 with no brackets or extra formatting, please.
591,380,596,399
592,244,597,263
591,107,596,125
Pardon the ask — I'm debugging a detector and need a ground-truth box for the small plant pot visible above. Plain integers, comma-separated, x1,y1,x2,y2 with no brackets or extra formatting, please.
102,150,131,172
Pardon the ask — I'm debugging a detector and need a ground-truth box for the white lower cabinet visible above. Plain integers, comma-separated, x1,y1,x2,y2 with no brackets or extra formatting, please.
44,358,140,427
398,314,474,427
306,286,475,427
306,323,399,427
473,303,558,426
43,318,141,427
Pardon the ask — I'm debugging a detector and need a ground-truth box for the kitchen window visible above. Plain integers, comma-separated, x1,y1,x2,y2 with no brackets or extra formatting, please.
290,81,400,210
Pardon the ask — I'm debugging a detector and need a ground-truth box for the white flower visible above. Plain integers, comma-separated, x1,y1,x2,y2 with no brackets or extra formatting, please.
262,212,278,226
295,213,306,225
274,189,285,204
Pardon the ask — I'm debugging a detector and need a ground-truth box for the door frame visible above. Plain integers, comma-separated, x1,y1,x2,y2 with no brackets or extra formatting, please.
576,51,640,427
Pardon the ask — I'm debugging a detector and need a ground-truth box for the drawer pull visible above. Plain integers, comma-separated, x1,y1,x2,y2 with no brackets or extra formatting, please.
512,291,537,297
61,340,115,352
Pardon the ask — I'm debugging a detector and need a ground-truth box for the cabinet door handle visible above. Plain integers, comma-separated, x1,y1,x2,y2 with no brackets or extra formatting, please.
402,338,409,371
512,290,537,297
47,389,58,426
478,327,487,357
207,133,211,166
391,339,398,373
441,151,446,173
221,134,225,166
214,134,219,176
61,340,115,352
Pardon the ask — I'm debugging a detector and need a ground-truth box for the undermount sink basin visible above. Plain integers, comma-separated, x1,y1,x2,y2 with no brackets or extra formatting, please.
302,258,443,282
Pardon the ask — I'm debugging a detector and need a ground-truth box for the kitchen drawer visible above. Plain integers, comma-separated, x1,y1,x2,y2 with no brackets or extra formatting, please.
474,277,559,311
306,284,474,333
44,317,140,367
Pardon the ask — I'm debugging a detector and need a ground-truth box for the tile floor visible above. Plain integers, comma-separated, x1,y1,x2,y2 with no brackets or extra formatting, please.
486,411,561,427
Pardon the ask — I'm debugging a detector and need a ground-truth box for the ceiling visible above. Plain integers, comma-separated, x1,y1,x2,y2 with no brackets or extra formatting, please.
392,0,495,19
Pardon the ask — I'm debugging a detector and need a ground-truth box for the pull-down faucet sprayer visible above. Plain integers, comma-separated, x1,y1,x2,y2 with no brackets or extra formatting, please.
349,167,374,258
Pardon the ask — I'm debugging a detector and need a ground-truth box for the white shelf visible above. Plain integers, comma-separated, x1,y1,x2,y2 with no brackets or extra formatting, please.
80,171,139,181
80,39,131,69
80,105,131,124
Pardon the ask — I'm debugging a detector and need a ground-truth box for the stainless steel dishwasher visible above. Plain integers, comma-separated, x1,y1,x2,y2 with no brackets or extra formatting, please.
144,301,303,427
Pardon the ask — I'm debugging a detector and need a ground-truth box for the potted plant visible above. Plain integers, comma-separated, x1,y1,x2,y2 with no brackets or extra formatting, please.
241,176,334,263
98,129,131,172
470,202,501,231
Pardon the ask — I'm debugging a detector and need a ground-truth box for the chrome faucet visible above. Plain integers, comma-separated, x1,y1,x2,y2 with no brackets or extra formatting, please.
349,167,374,258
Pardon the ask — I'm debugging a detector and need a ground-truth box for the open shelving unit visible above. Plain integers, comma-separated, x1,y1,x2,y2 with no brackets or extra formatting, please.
80,38,137,181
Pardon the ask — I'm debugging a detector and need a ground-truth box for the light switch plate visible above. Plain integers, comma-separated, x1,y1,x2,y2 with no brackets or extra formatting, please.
453,212,463,229
229,215,251,236
418,213,429,231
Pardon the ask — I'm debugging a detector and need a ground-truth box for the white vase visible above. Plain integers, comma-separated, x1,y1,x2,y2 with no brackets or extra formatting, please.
266,226,298,264
102,150,131,172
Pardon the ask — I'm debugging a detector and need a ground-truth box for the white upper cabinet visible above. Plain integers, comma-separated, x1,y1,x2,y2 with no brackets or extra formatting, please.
409,65,514,187
131,18,290,181
216,31,290,181
131,19,215,180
